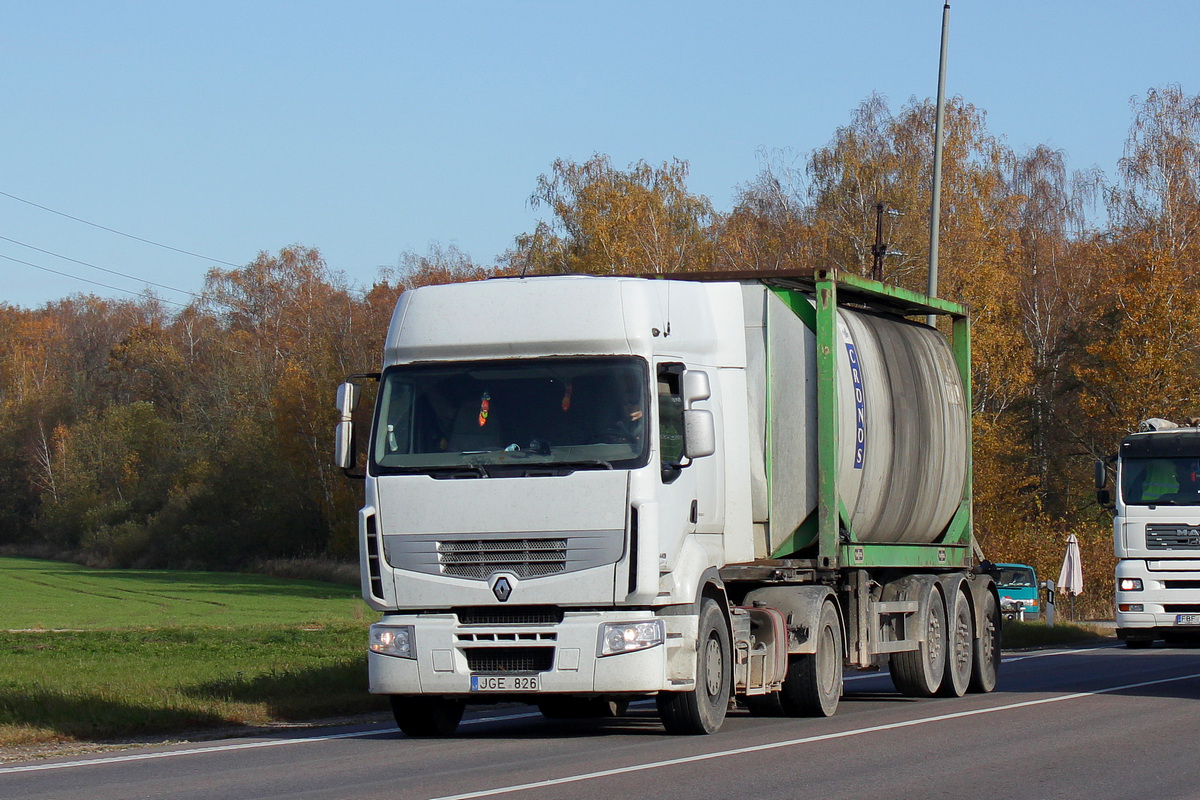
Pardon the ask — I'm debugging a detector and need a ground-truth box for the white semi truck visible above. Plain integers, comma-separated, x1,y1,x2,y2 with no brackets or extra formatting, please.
335,269,1001,735
1099,418,1200,647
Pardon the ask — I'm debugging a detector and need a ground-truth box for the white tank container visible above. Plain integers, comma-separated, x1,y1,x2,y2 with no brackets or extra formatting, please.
743,285,968,557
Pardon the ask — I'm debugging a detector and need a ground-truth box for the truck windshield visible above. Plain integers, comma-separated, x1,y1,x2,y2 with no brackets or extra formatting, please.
1122,456,1200,505
997,566,1035,588
371,356,648,474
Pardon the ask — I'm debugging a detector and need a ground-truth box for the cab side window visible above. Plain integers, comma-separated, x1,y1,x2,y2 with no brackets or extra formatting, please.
658,364,684,469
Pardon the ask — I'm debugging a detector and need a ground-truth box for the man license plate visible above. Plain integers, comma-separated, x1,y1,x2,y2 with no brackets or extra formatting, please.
470,675,540,692
1176,614,1200,626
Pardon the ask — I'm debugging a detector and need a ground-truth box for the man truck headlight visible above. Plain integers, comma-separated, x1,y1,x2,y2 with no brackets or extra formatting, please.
370,625,415,659
598,620,664,657
1118,578,1144,591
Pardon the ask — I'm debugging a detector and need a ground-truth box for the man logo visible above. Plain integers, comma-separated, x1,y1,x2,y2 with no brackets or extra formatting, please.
491,575,514,602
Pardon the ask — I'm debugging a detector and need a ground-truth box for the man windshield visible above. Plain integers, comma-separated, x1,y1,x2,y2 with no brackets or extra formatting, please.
1122,457,1200,505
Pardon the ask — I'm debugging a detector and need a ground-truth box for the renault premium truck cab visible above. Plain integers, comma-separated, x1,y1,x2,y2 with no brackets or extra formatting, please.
1101,418,1200,647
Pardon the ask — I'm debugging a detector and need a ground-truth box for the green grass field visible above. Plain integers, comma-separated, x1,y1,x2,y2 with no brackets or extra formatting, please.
0,557,383,748
0,557,1114,750
1000,618,1113,649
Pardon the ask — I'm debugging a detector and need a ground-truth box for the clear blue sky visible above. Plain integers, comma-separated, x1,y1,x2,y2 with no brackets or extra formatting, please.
3,1,1196,310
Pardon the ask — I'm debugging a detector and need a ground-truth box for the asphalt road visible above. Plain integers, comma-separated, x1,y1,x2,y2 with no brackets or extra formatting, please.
4,642,1200,800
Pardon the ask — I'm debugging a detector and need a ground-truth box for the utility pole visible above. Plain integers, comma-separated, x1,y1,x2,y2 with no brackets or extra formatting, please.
871,202,887,281
926,0,950,326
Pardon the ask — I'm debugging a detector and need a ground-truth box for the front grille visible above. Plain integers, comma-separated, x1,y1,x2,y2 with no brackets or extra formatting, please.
457,606,565,626
1164,581,1200,590
1164,604,1200,613
458,632,556,643
464,647,555,673
1146,524,1200,550
438,539,567,579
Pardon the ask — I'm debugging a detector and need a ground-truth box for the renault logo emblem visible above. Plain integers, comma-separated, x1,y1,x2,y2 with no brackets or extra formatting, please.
491,576,513,602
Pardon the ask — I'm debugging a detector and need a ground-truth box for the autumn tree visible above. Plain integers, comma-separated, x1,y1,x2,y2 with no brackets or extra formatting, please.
715,151,811,272
513,154,717,275
1075,86,1200,443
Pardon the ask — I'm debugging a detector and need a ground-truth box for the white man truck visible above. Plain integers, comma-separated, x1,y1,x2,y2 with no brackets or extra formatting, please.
1100,418,1200,647
335,269,1001,735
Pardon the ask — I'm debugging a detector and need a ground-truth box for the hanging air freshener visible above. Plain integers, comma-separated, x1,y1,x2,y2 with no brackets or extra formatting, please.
478,392,491,427
561,381,573,412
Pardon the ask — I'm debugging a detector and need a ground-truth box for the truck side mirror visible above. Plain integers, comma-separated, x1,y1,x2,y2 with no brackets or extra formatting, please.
334,381,362,471
1094,459,1107,490
680,370,715,459
1097,488,1113,510
337,382,361,415
682,370,711,405
335,420,356,469
683,409,716,459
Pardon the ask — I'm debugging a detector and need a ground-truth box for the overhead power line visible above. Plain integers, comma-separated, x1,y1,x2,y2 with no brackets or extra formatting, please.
0,234,199,298
0,188,241,267
0,253,189,309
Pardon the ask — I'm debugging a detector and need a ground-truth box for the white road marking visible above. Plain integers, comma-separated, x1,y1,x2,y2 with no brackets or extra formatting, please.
0,711,539,776
423,670,1200,800
0,643,1144,779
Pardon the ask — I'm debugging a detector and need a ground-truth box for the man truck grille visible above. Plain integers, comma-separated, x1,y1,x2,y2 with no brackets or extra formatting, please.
464,647,555,673
438,539,567,578
1146,524,1200,550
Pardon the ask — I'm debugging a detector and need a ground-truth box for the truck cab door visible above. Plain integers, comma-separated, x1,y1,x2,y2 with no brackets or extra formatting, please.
654,362,722,574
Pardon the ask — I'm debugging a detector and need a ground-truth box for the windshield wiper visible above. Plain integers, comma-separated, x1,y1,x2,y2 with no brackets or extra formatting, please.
387,464,491,478
552,460,613,471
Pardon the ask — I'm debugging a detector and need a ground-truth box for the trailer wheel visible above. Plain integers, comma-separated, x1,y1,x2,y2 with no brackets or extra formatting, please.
937,586,974,697
968,589,1000,693
390,696,465,737
779,600,842,717
890,584,947,697
657,597,730,734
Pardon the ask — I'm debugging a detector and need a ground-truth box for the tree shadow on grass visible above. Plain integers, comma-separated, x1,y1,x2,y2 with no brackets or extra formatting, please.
0,687,227,743
182,661,387,720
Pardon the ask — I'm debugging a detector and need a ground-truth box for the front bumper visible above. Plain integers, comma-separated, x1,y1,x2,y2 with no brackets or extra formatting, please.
368,610,697,698
1115,560,1200,636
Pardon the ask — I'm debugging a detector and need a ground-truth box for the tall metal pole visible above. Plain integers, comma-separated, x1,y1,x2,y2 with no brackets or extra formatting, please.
926,0,950,326
871,202,886,281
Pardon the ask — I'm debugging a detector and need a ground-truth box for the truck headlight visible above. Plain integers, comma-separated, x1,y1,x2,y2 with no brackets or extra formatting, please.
1119,578,1144,591
370,625,415,659
598,620,664,657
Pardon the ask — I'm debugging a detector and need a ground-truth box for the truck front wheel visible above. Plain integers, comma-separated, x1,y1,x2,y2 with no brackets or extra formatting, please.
390,696,465,737
657,598,730,734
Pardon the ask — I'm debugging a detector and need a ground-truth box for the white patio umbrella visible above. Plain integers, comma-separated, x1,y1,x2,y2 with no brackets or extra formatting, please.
1058,533,1084,617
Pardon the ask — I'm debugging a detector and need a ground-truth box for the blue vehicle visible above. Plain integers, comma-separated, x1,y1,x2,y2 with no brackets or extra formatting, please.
997,563,1039,620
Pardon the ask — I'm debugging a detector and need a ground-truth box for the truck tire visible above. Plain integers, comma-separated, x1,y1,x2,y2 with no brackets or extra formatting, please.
390,696,465,737
890,583,947,697
657,598,730,735
779,600,843,717
937,586,974,697
968,589,1000,693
